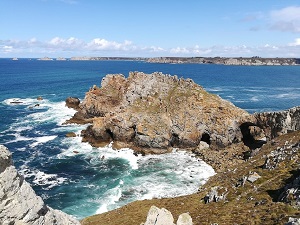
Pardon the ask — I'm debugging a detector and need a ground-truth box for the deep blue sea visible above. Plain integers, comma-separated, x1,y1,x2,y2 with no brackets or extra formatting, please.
1,59,300,219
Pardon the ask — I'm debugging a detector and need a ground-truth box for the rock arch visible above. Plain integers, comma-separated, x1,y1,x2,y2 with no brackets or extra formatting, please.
240,122,266,150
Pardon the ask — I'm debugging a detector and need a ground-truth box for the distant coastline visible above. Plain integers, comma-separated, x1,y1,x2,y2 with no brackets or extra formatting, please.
8,56,300,65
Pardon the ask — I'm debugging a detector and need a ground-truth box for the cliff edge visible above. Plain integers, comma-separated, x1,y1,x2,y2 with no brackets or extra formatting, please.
0,145,80,225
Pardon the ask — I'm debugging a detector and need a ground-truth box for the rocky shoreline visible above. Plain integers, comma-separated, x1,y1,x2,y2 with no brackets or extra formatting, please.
2,71,300,224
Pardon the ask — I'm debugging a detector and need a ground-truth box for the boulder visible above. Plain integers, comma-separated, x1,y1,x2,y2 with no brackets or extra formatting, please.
0,145,80,225
142,206,192,225
143,206,174,225
66,132,77,137
65,97,80,109
247,171,261,183
176,213,193,225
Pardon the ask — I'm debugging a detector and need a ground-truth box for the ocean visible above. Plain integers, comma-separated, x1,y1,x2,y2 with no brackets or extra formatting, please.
1,59,300,219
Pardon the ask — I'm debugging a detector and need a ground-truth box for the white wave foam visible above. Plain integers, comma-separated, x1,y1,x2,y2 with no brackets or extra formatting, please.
96,180,123,214
58,140,141,170
29,135,57,148
273,93,300,99
2,97,79,147
19,166,67,190
205,87,224,92
250,96,260,102
4,133,33,144
26,101,76,125
3,97,76,126
2,98,44,106
93,149,215,213
133,150,215,199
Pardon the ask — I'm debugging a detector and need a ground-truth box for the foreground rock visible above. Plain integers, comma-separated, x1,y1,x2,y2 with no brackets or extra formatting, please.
69,71,256,154
0,145,80,225
141,206,192,225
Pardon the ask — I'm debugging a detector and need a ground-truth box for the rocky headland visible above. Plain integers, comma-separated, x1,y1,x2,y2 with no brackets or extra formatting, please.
0,145,80,225
66,71,258,155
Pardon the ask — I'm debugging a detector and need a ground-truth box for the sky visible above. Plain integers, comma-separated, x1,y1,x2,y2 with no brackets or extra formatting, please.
1,0,300,58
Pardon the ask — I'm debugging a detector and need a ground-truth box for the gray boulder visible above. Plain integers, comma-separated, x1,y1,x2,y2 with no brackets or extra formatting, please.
285,217,300,225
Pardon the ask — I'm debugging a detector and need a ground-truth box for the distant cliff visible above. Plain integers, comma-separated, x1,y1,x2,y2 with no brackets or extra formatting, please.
0,145,80,225
146,57,300,66
67,56,300,66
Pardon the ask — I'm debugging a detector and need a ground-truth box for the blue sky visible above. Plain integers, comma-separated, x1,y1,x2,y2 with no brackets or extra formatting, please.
1,0,300,57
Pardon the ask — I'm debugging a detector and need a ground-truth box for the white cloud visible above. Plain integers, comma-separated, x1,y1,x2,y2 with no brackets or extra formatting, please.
3,46,13,53
270,6,300,22
170,47,189,54
289,38,300,46
86,38,133,51
45,37,84,51
1,36,300,57
270,6,300,32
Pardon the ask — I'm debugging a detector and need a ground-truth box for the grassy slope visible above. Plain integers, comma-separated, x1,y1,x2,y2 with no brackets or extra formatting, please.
81,131,300,225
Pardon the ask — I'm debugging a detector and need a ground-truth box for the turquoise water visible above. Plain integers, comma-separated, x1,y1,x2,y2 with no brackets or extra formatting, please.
1,59,300,219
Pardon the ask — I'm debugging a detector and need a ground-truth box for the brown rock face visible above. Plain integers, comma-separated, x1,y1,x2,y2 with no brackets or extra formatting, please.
65,97,80,109
70,72,256,153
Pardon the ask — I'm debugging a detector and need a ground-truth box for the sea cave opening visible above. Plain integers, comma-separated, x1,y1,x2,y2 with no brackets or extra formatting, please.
201,133,211,145
105,129,114,140
170,133,180,147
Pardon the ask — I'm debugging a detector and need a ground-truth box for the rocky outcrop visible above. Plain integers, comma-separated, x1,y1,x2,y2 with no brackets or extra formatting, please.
70,71,255,154
0,145,80,225
278,174,300,209
255,106,300,140
141,206,192,225
204,186,228,204
263,140,300,170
